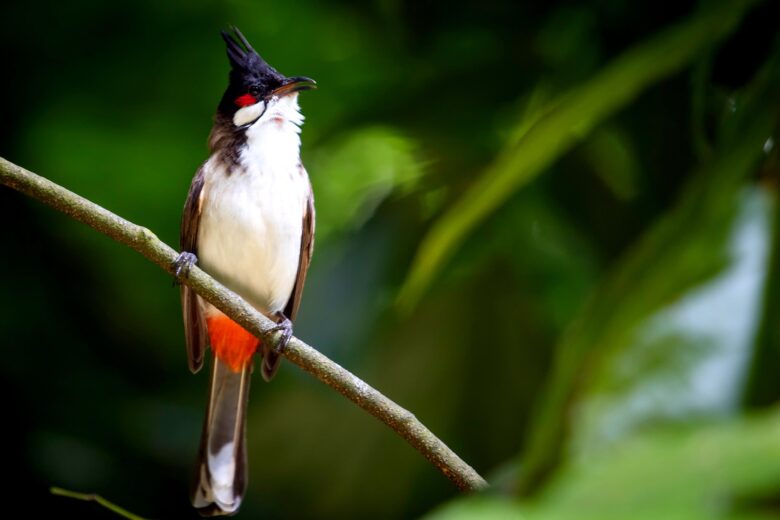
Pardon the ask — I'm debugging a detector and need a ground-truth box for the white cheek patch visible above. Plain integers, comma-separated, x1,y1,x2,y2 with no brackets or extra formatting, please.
233,100,266,127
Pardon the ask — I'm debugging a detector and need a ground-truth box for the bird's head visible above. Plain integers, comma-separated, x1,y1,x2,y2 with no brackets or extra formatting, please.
218,27,316,128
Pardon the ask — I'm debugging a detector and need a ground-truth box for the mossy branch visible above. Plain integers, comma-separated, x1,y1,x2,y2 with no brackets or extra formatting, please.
0,156,487,492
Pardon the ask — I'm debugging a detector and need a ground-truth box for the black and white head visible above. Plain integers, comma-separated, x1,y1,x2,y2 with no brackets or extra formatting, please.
218,27,316,129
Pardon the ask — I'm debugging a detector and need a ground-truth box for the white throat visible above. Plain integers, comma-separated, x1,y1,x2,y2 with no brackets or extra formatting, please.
235,93,304,172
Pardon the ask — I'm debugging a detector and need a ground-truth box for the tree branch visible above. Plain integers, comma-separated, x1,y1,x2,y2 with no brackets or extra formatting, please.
0,156,488,492
51,487,149,520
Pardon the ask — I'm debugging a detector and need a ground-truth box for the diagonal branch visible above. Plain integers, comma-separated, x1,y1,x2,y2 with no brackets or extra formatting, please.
0,156,488,492
51,487,149,520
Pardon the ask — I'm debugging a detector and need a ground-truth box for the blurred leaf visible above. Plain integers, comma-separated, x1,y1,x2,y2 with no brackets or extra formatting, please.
535,5,600,81
455,190,600,331
530,410,780,520
516,57,779,493
743,150,780,406
397,0,761,311
425,496,525,520
581,127,641,200
691,56,716,160
429,410,780,520
309,126,422,243
572,189,772,456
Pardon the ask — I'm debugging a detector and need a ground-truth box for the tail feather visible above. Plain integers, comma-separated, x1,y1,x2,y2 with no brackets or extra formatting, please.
192,356,251,516
260,348,282,382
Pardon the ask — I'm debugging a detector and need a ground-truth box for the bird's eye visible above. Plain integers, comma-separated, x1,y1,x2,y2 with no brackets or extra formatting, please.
249,85,261,96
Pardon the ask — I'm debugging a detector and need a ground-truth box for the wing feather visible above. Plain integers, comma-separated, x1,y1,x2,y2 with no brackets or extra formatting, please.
284,185,316,322
181,167,208,373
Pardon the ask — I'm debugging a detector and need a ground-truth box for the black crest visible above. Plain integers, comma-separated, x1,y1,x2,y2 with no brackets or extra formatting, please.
218,27,285,114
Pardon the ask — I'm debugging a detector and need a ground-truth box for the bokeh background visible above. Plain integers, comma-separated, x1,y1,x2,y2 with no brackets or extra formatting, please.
1,0,780,518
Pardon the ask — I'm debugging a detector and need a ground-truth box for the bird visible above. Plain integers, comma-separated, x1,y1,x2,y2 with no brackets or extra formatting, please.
174,26,316,516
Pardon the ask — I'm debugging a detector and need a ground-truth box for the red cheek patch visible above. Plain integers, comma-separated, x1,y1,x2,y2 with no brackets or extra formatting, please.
235,94,257,107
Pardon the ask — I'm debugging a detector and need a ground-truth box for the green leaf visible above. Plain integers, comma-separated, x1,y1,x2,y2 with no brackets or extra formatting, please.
396,0,761,311
742,145,780,406
581,126,641,201
516,60,779,493
309,126,421,243
425,496,525,520
428,410,780,520
571,189,773,457
529,411,780,520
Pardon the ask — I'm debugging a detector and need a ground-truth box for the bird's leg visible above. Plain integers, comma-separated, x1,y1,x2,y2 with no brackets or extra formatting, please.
172,251,198,286
265,311,293,355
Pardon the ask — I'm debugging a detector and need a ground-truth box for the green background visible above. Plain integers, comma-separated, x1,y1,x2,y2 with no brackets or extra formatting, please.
1,0,779,518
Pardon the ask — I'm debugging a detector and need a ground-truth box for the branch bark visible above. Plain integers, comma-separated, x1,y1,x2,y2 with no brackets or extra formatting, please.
0,156,488,492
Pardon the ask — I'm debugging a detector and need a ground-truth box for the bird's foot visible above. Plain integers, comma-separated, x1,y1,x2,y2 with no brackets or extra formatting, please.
172,252,198,286
267,314,293,355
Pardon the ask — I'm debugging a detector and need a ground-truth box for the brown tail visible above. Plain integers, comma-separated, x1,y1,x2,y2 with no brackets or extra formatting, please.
191,356,251,516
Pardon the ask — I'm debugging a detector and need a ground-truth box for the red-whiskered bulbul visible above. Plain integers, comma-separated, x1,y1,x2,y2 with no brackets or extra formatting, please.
174,27,316,516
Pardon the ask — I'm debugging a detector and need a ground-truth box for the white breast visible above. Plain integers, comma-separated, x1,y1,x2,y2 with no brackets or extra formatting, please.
197,94,310,316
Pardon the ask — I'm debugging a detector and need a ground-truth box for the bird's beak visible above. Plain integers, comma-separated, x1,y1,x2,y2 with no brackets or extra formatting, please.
268,76,317,98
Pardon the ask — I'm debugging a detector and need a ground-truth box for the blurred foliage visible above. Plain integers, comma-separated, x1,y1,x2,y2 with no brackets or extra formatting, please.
744,180,780,407
518,54,780,493
396,0,759,310
429,409,780,520
0,0,779,519
310,126,422,242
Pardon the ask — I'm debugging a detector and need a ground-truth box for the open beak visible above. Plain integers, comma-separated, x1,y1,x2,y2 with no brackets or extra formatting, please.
268,76,317,98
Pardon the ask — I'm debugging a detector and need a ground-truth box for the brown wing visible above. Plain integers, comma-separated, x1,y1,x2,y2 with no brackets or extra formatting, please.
261,183,315,381
181,167,207,373
284,186,316,322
